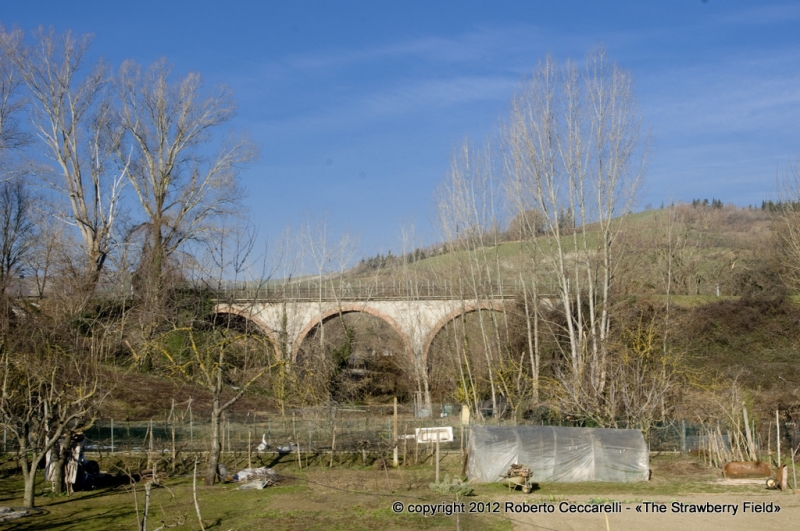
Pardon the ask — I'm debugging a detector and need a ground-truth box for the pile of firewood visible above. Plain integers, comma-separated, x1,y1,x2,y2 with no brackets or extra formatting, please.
505,464,532,478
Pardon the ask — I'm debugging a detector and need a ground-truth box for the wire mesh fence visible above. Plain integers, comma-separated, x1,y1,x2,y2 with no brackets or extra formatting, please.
3,405,798,461
79,406,467,456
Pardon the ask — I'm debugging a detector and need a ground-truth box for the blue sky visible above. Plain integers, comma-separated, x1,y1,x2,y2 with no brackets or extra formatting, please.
2,1,799,259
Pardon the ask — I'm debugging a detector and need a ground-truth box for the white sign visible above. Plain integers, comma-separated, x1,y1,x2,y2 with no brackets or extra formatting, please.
415,426,454,443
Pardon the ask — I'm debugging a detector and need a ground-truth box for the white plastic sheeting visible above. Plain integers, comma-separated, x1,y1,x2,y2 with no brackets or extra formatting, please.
467,425,649,483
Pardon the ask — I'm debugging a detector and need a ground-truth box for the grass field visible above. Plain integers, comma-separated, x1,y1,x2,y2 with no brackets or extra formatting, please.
1,451,796,530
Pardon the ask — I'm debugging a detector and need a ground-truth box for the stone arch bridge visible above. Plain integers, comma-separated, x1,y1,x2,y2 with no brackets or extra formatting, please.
213,298,509,363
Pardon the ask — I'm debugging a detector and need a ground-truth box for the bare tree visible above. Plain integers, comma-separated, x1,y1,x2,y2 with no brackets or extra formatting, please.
26,215,70,299
116,58,257,304
0,26,29,181
503,49,647,418
0,324,103,508
298,216,360,401
0,28,34,296
436,140,515,419
775,158,800,290
17,28,126,289
158,327,273,486
0,179,35,294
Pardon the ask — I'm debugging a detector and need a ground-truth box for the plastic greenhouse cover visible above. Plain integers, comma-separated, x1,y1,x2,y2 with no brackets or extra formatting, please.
467,425,649,483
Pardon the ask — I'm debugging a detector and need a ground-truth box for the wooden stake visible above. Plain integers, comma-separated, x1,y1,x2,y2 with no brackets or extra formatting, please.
777,410,781,467
329,424,336,468
743,406,754,460
403,423,408,466
435,434,440,484
142,482,151,531
293,412,301,469
169,399,176,473
768,419,772,463
393,397,398,467
193,460,206,531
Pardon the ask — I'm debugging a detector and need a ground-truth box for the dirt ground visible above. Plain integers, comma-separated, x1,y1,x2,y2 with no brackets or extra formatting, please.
488,458,800,531
499,493,799,531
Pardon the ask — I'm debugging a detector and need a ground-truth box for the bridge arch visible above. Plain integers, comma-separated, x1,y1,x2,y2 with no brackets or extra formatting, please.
293,303,413,362
422,301,506,361
212,304,280,352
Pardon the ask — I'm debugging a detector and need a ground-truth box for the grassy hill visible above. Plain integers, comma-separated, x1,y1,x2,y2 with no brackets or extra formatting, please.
98,204,799,419
352,204,778,298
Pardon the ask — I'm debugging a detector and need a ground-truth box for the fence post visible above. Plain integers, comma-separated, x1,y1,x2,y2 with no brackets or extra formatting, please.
393,397,398,467
189,400,194,449
680,420,687,455
777,409,782,467
435,433,440,484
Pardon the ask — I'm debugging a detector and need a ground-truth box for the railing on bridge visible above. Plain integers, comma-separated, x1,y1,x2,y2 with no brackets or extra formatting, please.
213,279,539,302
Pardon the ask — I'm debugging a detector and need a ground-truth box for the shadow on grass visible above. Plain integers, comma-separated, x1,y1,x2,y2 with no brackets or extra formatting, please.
3,505,137,531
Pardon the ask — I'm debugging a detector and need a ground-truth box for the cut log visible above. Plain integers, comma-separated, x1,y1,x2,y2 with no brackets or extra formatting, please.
722,461,771,479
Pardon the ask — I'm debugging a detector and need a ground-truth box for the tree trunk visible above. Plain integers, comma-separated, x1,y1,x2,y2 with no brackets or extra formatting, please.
205,400,222,486
21,453,43,508
49,433,69,495
23,471,36,509
52,451,66,495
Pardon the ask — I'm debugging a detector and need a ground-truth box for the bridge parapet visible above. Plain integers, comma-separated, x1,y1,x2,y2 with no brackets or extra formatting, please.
213,279,549,302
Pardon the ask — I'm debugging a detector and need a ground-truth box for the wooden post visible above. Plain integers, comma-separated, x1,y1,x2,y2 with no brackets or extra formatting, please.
777,410,781,467
142,481,151,531
172,422,177,474
460,423,464,459
248,431,252,468
192,460,206,531
415,429,419,465
147,419,153,472
403,423,408,466
680,419,686,456
435,433,440,484
393,397,399,467
189,399,193,448
293,412,301,469
743,406,754,460
329,423,336,468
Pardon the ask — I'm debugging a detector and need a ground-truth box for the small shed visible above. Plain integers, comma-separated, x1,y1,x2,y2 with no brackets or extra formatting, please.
467,425,649,483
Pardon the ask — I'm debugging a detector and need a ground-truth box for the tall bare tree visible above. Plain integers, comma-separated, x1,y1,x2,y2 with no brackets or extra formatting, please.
117,58,257,304
17,28,126,289
0,28,34,298
0,26,28,180
0,179,35,294
437,140,517,418
775,158,800,290
503,49,647,417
